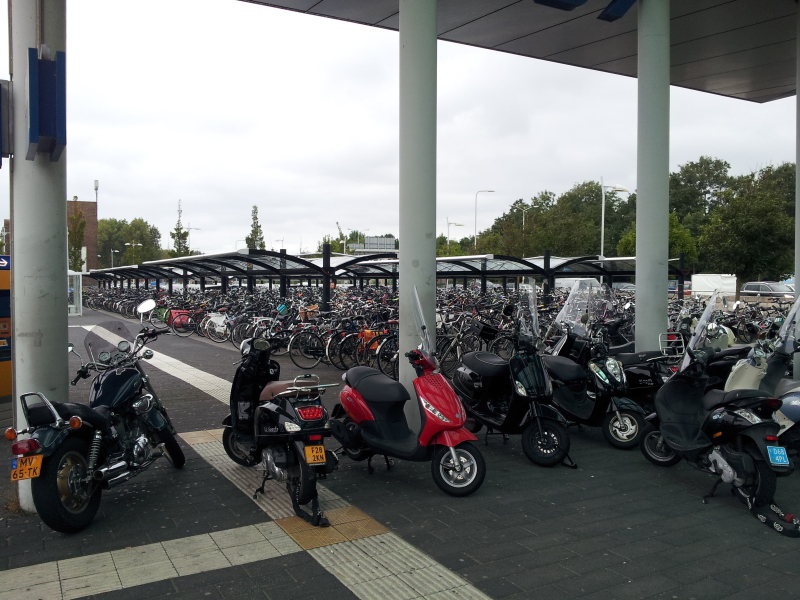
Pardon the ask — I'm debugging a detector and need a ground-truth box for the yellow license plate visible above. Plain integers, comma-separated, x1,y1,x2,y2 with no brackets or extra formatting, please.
10,455,43,481
304,445,326,465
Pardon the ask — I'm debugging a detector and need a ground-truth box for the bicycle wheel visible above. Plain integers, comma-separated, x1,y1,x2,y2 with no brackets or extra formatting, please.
376,336,399,380
361,334,387,369
489,336,516,361
288,331,325,369
230,322,251,348
269,330,292,356
438,339,463,378
171,314,196,337
206,319,230,343
150,309,170,331
327,331,347,370
339,333,361,370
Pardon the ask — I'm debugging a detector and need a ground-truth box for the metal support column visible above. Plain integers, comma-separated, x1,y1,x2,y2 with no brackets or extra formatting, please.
321,243,331,311
279,249,287,298
168,278,173,294
10,0,68,512
795,7,800,376
481,261,487,294
398,0,437,411
200,276,205,291
635,0,670,352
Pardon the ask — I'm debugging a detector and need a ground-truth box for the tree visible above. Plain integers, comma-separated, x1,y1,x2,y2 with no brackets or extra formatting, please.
669,156,733,236
68,210,86,271
169,202,191,258
97,218,128,268
700,167,795,293
617,211,698,264
244,206,266,250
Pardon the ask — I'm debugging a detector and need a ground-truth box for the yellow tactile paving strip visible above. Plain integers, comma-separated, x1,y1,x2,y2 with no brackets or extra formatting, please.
276,506,390,550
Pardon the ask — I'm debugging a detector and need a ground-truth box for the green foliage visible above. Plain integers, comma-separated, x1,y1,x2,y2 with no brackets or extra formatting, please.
244,206,266,250
97,218,163,268
68,210,86,271
700,166,795,288
616,212,698,264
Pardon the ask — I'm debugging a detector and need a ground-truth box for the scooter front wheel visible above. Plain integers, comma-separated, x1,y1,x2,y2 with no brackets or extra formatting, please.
639,424,681,467
431,442,485,497
521,420,569,467
602,410,645,450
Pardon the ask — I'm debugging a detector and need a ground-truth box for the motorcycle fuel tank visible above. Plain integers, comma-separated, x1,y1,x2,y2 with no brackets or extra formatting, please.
89,368,144,409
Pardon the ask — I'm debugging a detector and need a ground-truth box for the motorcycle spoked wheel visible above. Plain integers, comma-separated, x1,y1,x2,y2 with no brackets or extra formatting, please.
639,424,681,467
602,410,646,450
734,459,777,509
431,442,486,497
521,419,570,467
222,427,257,467
32,436,102,533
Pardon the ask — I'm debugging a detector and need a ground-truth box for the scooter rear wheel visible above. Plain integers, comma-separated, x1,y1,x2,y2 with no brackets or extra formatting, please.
431,442,485,497
639,424,681,467
521,420,569,467
734,459,777,508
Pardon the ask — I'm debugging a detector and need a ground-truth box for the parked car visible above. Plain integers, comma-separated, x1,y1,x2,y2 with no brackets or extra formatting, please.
667,281,692,296
739,281,794,299
612,282,635,292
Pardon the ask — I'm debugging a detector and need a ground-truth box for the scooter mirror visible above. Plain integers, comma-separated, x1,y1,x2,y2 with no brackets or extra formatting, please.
68,342,74,354
137,299,157,314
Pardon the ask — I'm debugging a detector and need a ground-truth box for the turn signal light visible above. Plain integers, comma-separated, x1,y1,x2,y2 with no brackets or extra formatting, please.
11,439,40,455
4,428,17,441
765,435,780,442
296,406,324,421
68,416,83,429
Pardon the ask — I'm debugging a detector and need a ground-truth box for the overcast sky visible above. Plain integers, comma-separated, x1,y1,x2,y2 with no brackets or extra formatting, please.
0,0,796,257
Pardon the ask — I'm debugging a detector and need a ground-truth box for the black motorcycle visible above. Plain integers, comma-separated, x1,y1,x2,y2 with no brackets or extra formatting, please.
639,292,793,507
451,282,572,467
5,299,184,533
223,337,338,526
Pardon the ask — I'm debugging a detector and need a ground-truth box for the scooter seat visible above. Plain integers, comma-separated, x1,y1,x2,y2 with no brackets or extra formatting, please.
260,381,296,401
614,350,664,367
541,355,586,383
345,367,410,404
702,388,770,411
462,352,509,378
712,346,750,361
774,379,800,398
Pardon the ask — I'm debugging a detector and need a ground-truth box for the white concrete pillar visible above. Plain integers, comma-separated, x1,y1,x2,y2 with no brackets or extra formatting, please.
398,0,437,426
10,0,68,511
635,0,670,352
794,6,800,376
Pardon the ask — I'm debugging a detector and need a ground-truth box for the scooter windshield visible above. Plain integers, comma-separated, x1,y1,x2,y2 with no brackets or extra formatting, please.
517,277,540,345
411,286,433,357
84,321,134,363
681,291,718,370
775,294,800,353
554,280,614,338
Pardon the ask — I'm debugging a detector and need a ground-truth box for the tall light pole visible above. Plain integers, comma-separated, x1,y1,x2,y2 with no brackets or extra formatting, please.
125,241,142,264
522,206,531,230
187,222,201,253
446,217,464,244
600,178,629,259
94,179,99,203
474,190,495,249
275,238,285,251
110,248,119,268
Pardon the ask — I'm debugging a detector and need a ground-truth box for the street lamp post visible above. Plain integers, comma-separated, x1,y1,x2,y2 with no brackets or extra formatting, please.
474,190,495,249
522,207,530,230
110,248,119,268
125,241,142,264
187,222,201,253
599,178,629,259
446,217,464,244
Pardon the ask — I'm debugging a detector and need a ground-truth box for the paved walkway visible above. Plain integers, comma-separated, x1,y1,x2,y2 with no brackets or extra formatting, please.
1,311,799,600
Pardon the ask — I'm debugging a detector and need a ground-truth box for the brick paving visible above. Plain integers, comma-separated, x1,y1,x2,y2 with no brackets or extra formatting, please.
1,311,799,599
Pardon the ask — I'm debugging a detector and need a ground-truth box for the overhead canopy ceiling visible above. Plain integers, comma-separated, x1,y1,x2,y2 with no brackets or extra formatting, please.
242,0,798,103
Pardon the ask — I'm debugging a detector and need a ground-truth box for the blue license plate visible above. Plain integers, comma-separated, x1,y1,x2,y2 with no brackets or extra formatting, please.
767,445,790,466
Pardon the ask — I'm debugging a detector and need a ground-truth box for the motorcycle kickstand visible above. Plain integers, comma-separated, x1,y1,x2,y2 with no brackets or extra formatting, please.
502,434,509,444
367,455,374,475
384,455,394,470
484,428,493,446
253,472,272,499
702,477,724,504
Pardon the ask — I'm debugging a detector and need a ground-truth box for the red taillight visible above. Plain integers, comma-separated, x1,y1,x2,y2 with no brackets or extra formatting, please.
11,439,40,455
765,436,780,442
763,398,783,412
296,406,324,421
308,434,322,441
669,366,679,373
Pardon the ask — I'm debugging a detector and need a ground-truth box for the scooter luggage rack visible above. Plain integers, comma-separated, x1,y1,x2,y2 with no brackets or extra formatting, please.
659,332,685,357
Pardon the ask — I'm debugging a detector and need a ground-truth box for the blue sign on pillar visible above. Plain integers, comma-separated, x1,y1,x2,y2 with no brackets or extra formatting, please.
26,47,66,162
534,0,637,22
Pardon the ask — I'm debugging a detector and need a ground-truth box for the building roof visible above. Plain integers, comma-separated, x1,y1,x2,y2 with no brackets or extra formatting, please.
243,0,798,103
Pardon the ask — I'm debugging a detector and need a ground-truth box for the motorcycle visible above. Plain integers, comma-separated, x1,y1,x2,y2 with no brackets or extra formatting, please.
451,280,573,467
330,287,486,496
223,336,339,527
723,294,800,457
4,299,185,533
545,281,647,449
639,291,793,507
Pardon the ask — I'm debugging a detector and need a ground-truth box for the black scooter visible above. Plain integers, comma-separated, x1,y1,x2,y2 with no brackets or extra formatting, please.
451,284,573,467
640,292,793,507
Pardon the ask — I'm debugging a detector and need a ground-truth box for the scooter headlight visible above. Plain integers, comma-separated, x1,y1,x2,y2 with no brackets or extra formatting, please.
420,396,450,423
605,358,624,384
514,381,528,397
588,361,609,384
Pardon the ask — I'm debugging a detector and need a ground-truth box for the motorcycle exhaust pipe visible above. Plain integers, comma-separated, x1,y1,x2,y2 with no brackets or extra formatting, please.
93,461,128,482
106,472,134,489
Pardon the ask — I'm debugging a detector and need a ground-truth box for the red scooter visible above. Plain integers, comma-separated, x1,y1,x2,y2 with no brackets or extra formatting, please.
330,289,486,496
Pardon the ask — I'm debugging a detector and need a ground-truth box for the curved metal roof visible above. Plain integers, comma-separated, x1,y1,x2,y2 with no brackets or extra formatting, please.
244,0,797,103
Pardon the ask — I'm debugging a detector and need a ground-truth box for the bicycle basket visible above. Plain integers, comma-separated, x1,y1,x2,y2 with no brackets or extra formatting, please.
469,321,499,342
